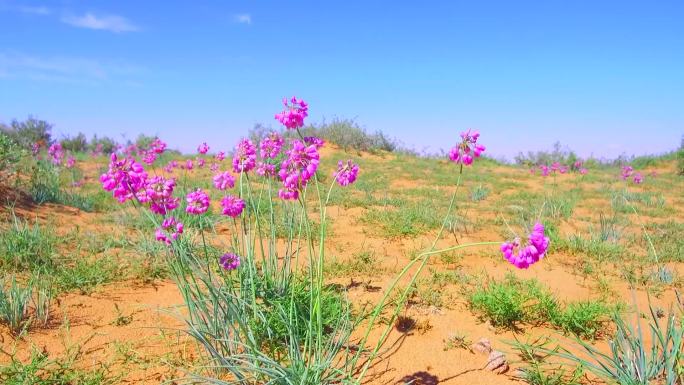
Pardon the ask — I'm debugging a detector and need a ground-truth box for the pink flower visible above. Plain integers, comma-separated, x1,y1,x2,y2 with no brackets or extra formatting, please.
219,253,240,271
256,162,276,177
210,162,219,172
275,96,308,130
334,160,359,186
213,171,236,190
31,143,40,156
100,154,148,203
197,142,209,155
144,176,179,215
278,140,320,200
304,136,325,149
220,195,245,217
215,151,225,161
48,143,63,165
501,222,549,269
197,157,206,168
155,216,184,244
260,132,284,159
621,166,633,180
539,165,550,177
186,189,210,215
65,155,76,169
185,159,194,170
142,151,157,165
150,138,167,154
633,172,643,184
579,168,588,175
448,129,485,166
573,160,583,169
232,139,257,173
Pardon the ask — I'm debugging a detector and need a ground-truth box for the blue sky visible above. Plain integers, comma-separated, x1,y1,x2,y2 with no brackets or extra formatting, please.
1,0,682,159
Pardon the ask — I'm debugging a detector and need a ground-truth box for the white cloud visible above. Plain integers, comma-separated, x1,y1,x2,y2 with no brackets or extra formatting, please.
17,5,50,15
234,13,251,25
61,12,139,33
0,52,143,84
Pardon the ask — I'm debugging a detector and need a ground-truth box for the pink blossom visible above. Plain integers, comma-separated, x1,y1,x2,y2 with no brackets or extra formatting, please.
304,136,325,149
232,139,257,173
155,216,184,244
186,189,210,215
210,162,219,172
501,222,549,269
213,171,236,190
48,143,63,165
197,142,209,155
197,157,206,168
448,129,485,166
621,166,633,180
65,155,76,169
275,96,308,130
219,253,240,271
256,162,276,177
539,165,550,177
579,168,588,175
150,138,167,154
142,152,157,165
220,195,245,217
31,143,40,156
185,159,194,170
215,151,225,161
278,140,320,200
260,132,284,159
633,172,643,184
334,160,359,186
100,154,148,203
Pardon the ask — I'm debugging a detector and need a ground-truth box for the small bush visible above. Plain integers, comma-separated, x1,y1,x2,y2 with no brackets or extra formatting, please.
0,133,24,182
0,116,53,149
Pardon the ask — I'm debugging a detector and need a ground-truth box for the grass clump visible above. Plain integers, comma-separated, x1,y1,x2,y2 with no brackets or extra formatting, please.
469,275,612,338
0,214,56,271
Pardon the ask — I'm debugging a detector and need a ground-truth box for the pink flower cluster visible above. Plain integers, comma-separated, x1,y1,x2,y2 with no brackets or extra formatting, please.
139,176,179,215
48,143,64,165
186,188,210,215
213,171,236,190
448,129,485,166
260,132,284,159
501,222,550,269
197,142,209,154
155,216,184,245
215,151,225,162
220,195,245,217
278,139,320,200
275,96,308,130
219,253,240,271
232,139,257,173
334,160,359,186
100,154,148,203
621,165,644,184
65,155,76,169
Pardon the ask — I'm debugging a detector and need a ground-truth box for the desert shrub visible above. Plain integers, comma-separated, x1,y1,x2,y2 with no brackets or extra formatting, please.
60,132,88,153
514,141,579,167
89,135,118,155
0,133,24,182
296,118,398,152
0,116,53,149
678,136,684,176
